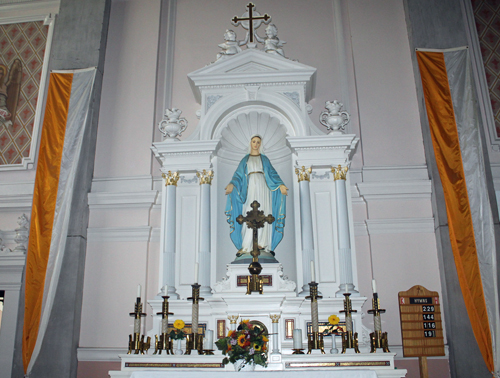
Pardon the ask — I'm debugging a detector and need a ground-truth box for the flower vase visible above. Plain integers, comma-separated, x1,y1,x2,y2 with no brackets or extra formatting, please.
330,334,339,354
233,359,255,372
175,339,183,355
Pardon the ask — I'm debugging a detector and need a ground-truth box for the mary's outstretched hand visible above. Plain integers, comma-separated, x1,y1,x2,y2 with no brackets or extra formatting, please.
225,183,234,195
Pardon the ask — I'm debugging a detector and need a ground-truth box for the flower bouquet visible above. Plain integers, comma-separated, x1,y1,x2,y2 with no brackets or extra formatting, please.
215,320,268,371
323,314,342,336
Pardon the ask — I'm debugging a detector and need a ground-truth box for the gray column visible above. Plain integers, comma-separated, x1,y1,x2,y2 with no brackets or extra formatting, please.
163,171,179,298
14,1,111,378
197,169,213,297
295,166,316,296
332,165,357,296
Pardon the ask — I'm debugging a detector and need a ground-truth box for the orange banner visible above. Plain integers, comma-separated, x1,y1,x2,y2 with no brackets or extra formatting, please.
417,50,493,372
22,72,73,372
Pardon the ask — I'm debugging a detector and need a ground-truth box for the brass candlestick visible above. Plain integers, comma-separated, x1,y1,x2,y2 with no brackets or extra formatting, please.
185,284,204,355
153,295,174,355
292,348,305,354
128,298,150,354
306,282,325,354
340,292,360,353
368,292,390,352
236,201,274,295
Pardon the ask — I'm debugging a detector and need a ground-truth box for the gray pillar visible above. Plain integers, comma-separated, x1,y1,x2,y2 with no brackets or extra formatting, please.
404,1,499,377
12,1,111,378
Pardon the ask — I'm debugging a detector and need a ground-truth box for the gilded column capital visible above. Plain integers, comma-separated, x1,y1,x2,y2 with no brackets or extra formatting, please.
295,166,312,182
269,314,281,323
196,169,214,185
332,165,348,181
162,171,180,186
228,315,239,324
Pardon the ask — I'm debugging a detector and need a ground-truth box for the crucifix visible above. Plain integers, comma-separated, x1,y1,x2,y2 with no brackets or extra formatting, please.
236,200,275,294
232,2,271,44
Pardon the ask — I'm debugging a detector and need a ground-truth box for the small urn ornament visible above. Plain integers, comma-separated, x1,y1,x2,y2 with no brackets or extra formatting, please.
158,108,188,142
319,100,350,135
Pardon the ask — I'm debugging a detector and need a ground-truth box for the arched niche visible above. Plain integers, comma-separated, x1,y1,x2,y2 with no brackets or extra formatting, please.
213,106,297,283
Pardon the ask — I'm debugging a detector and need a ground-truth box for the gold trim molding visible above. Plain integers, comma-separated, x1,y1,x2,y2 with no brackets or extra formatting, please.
162,171,180,186
196,169,214,185
332,165,348,181
295,166,312,182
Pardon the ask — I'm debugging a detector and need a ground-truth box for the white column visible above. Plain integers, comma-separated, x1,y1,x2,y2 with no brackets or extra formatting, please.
163,171,180,298
270,314,281,354
197,169,213,297
295,166,316,296
332,165,358,296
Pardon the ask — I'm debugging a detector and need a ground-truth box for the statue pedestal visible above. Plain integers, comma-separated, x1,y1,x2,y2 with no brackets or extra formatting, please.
212,263,296,296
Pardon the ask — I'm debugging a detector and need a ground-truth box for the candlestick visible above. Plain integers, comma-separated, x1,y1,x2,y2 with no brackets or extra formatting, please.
186,284,204,355
368,292,389,352
306,282,325,354
339,292,360,353
310,260,316,282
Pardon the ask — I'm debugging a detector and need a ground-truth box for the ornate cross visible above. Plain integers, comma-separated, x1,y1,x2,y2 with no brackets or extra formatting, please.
236,200,275,260
232,3,271,43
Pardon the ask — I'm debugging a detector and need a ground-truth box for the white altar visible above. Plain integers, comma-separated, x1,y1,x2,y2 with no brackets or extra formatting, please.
109,7,406,378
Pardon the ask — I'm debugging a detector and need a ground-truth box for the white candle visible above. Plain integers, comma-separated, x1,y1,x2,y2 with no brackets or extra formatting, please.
345,285,348,294
194,262,199,283
137,284,141,299
163,285,168,296
310,260,315,282
293,329,303,349
372,279,377,294
205,330,214,349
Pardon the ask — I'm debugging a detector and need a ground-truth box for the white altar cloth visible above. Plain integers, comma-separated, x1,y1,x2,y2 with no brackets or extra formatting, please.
130,370,378,378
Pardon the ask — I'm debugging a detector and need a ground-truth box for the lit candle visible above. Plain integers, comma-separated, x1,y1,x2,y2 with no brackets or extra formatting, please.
372,279,377,294
194,262,199,283
310,260,315,282
137,284,141,299
293,329,303,349
205,330,214,350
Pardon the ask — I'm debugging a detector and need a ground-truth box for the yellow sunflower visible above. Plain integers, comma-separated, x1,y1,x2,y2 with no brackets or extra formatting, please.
173,319,185,329
228,330,234,337
242,319,250,324
237,334,247,347
253,343,262,351
328,314,340,325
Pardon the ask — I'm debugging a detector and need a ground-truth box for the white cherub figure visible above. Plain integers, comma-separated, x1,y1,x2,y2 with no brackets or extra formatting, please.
256,24,285,57
216,30,245,60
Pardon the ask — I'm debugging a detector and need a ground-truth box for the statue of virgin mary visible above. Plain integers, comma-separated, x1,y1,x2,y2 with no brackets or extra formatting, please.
225,135,287,263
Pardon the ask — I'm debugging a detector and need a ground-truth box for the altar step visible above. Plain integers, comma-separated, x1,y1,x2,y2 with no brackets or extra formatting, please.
109,353,407,377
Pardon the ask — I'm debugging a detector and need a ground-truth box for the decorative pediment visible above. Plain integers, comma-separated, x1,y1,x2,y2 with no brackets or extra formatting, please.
188,49,317,103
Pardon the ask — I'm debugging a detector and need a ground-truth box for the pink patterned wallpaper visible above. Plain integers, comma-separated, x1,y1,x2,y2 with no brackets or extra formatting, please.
472,0,500,137
0,21,48,165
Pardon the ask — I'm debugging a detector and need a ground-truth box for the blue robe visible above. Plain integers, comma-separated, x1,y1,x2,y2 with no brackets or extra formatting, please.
225,154,286,251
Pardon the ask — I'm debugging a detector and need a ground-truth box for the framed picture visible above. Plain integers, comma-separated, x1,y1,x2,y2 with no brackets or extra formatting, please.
0,12,55,170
